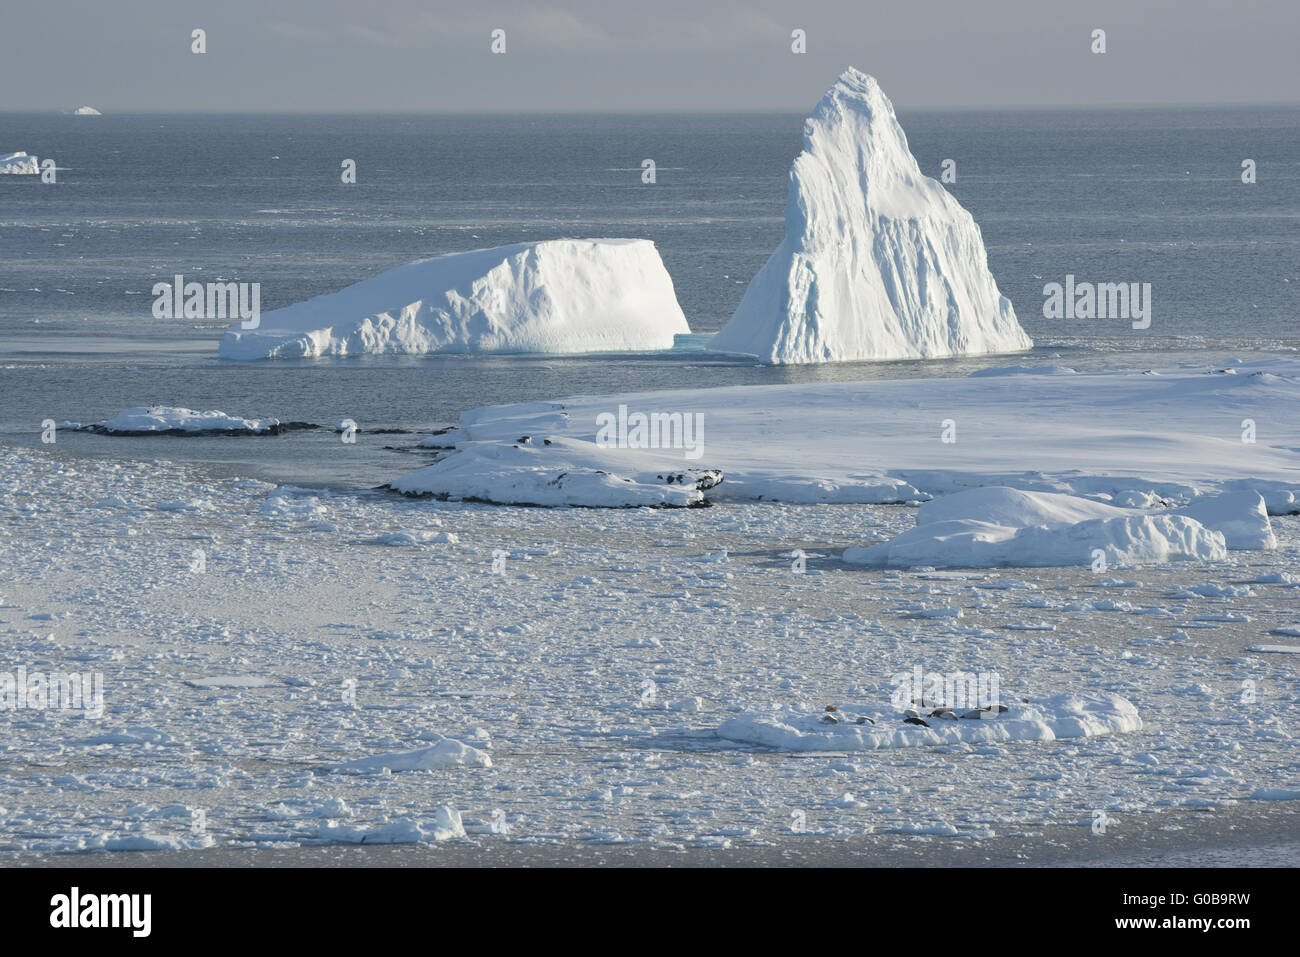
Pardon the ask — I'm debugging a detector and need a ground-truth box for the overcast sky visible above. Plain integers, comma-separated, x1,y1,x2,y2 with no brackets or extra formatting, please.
3,0,1297,112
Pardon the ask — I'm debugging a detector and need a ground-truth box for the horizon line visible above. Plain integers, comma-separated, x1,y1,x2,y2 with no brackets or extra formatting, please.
4,101,1300,117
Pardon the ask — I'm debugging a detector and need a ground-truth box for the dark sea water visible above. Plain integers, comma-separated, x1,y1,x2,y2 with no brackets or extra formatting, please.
1,108,1297,486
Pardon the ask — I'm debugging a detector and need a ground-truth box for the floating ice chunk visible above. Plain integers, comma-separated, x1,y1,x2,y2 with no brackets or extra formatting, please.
0,151,39,174
709,68,1032,364
844,487,1229,569
716,692,1141,751
83,407,283,435
1174,491,1275,550
332,737,492,772
315,806,465,843
219,239,689,359
361,530,458,546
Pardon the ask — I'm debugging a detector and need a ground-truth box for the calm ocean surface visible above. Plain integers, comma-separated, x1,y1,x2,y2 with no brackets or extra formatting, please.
2,108,1297,486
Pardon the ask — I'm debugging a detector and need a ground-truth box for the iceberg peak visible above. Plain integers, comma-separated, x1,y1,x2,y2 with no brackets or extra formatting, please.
711,68,1033,365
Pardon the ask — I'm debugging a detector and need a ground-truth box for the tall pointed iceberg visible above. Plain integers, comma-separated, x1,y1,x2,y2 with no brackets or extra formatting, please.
710,68,1032,364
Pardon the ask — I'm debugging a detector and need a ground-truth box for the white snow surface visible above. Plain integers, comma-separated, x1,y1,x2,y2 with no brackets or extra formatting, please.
218,239,689,359
709,68,1032,364
393,358,1300,514
0,151,39,174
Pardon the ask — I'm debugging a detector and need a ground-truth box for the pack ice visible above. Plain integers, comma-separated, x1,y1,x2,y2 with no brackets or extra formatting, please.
218,239,689,359
0,151,39,174
710,67,1032,364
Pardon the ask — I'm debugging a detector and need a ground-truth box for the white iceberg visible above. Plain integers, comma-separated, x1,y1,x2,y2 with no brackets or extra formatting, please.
72,106,101,115
710,67,1032,364
0,151,39,174
841,486,1278,569
219,238,689,359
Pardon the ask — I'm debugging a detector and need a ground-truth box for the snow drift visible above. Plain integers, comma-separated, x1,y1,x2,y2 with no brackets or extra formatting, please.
0,152,39,174
709,67,1031,364
219,239,689,359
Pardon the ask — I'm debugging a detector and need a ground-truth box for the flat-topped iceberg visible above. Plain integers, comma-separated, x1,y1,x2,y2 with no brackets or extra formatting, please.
710,67,1032,364
219,239,690,360
0,152,38,174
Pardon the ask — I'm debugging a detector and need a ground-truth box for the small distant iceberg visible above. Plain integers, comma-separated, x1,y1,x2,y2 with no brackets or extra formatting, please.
69,106,102,115
219,239,690,360
0,151,39,174
710,67,1032,364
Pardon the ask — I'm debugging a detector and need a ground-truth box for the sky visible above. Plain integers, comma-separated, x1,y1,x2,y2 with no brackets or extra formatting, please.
2,0,1297,113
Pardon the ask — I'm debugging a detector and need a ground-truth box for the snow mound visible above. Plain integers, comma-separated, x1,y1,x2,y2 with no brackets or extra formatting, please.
709,67,1031,364
219,239,689,359
0,151,39,174
332,737,492,773
844,486,1237,569
716,692,1141,751
84,407,282,435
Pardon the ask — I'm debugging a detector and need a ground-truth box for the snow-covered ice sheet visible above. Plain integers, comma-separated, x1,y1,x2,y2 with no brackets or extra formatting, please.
218,239,689,359
392,358,1300,510
709,68,1031,364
